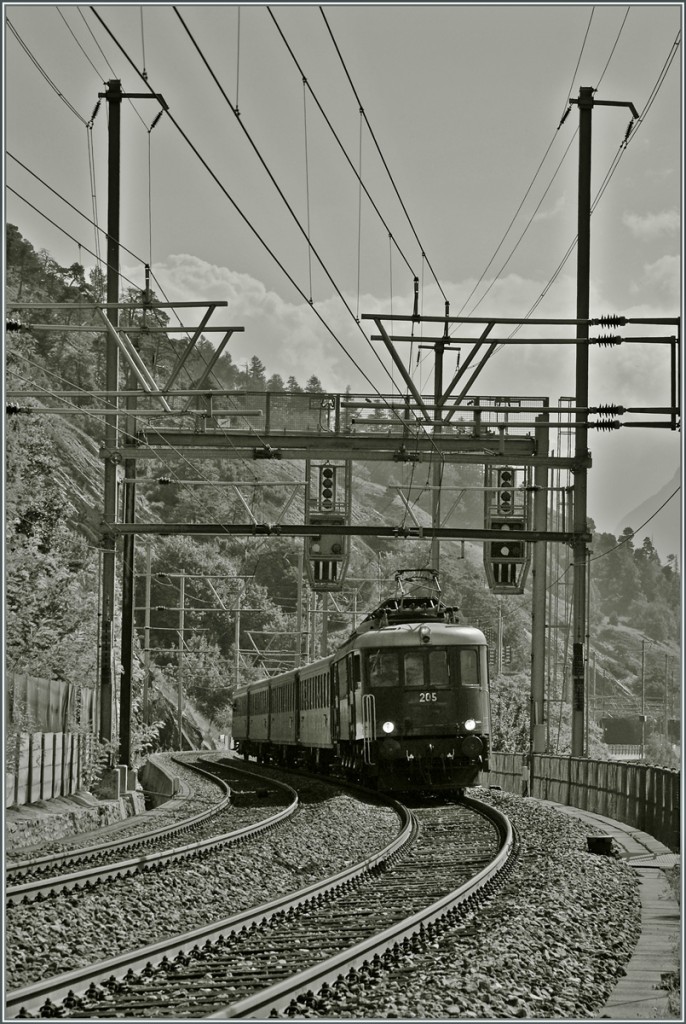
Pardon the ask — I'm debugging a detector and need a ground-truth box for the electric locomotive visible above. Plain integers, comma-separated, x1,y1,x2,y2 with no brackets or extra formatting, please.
232,570,490,793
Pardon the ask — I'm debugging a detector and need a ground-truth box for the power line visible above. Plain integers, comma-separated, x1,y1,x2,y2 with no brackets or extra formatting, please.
318,6,446,304
508,29,681,337
589,488,680,563
88,6,445,461
457,6,630,322
268,6,417,283
7,18,88,125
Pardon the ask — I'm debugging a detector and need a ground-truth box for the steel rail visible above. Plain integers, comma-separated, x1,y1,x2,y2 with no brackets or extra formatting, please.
7,757,229,882
6,766,297,906
5,796,411,1018
212,795,515,1019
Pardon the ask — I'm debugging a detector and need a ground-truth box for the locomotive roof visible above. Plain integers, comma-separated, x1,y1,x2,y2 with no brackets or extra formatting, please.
341,593,460,642
343,620,487,650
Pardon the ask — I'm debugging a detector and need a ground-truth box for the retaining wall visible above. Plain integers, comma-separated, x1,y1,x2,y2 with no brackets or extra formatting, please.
139,756,181,807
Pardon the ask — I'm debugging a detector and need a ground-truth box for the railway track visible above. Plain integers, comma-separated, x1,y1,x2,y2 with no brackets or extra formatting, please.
6,794,516,1019
6,763,297,906
7,756,228,884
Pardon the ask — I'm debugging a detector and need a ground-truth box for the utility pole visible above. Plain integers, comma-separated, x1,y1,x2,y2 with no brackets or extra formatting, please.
99,79,122,749
234,589,241,691
640,637,647,760
321,592,329,657
431,315,447,574
143,541,152,724
569,86,638,757
97,80,166,762
530,414,550,782
295,546,304,667
178,572,185,750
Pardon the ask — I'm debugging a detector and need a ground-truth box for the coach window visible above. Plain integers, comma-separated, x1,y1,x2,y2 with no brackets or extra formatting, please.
460,649,480,687
368,650,398,687
336,658,347,699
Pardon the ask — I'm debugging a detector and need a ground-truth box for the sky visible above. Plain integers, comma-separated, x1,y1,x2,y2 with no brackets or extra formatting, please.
4,2,683,555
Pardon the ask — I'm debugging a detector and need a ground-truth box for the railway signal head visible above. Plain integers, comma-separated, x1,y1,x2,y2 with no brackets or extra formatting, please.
497,467,515,515
319,464,336,512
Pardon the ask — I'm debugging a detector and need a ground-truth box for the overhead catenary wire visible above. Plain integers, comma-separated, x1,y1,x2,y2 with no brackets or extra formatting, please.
87,6,444,464
7,18,89,125
169,5,407,393
170,5,412,404
544,485,680,595
507,27,681,341
318,6,447,305
268,7,416,283
302,78,314,304
456,5,600,321
56,7,105,80
6,173,280,482
7,157,314,473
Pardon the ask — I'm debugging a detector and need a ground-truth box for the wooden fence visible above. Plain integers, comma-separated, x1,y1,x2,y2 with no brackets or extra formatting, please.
5,732,94,808
488,752,680,852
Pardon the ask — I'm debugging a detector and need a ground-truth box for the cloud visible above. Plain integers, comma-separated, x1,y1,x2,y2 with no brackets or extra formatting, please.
124,254,677,413
532,195,567,223
622,209,680,239
642,255,680,301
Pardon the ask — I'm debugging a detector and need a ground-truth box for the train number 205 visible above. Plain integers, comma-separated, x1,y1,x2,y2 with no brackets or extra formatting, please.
419,691,438,702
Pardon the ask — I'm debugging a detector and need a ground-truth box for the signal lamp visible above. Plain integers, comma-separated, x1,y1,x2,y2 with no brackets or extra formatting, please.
319,465,336,511
497,468,515,515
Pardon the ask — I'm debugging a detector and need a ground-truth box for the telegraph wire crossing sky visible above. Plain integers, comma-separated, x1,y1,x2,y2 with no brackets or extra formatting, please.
4,3,683,553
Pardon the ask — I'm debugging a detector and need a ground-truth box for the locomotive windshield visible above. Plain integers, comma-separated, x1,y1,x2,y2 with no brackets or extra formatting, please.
366,647,481,690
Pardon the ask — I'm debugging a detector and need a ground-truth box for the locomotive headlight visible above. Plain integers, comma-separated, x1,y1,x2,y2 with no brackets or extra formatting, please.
419,625,431,644
464,719,477,732
382,721,396,734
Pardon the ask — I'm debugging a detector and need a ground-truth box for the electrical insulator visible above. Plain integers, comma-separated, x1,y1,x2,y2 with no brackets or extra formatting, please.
595,404,625,416
597,314,626,327
591,420,621,431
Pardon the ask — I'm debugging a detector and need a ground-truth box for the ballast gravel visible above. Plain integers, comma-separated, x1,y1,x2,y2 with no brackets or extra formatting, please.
301,788,642,1020
5,770,399,990
6,767,643,1020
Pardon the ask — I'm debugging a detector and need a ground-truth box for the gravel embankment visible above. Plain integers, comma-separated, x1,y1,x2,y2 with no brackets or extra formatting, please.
6,779,399,990
302,788,642,1020
7,765,644,1019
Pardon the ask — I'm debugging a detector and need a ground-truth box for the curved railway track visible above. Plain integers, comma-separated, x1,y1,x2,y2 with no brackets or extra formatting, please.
6,763,297,907
7,794,516,1020
7,757,228,884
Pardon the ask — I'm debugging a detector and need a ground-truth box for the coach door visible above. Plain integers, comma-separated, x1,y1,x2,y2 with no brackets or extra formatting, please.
350,652,363,741
334,658,350,740
362,694,376,765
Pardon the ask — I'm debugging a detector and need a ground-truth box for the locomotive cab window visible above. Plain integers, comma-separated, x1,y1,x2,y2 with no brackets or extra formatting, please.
368,650,398,687
459,648,480,687
404,649,450,689
404,651,424,688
